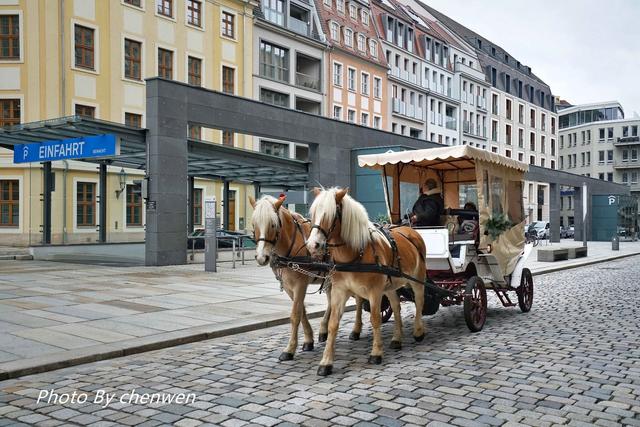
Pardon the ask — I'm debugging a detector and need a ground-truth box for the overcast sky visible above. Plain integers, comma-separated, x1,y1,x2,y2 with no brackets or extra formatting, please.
419,0,640,116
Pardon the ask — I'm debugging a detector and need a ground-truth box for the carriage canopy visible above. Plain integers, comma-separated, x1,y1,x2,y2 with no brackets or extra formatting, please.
358,145,529,276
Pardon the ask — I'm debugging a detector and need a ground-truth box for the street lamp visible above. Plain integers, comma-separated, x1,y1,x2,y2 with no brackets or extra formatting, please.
115,168,127,199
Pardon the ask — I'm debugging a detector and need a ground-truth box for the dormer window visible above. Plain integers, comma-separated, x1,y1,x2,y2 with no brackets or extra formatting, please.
344,27,353,47
330,21,340,41
349,3,357,19
357,33,366,53
491,46,496,56
369,39,378,58
361,9,369,26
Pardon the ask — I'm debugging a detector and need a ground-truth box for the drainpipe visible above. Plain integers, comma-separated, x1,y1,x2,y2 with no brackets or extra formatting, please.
60,0,66,116
62,160,68,244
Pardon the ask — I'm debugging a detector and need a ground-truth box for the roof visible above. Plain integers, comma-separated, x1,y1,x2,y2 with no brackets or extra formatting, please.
558,101,624,116
0,116,310,187
358,145,529,172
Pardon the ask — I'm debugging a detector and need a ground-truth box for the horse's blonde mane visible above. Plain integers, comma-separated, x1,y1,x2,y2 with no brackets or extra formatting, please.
251,195,280,230
310,188,373,250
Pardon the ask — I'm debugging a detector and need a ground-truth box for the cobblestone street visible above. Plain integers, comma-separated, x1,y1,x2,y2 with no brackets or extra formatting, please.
1,257,639,427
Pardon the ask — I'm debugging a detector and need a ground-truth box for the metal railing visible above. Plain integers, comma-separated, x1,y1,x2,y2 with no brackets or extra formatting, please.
295,71,320,91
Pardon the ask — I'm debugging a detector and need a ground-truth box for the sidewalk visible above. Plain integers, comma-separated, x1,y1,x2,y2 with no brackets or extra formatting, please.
1,240,639,380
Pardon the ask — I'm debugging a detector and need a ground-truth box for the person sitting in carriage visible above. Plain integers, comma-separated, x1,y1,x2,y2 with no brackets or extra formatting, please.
410,178,444,227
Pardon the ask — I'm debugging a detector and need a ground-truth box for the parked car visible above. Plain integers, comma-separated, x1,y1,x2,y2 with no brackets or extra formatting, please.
187,229,256,249
530,221,550,239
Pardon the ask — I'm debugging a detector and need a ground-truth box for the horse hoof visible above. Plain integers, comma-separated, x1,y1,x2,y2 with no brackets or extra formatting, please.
349,331,360,341
414,333,425,342
317,365,333,376
318,333,328,343
302,342,314,352
390,340,402,350
278,352,294,361
368,355,383,365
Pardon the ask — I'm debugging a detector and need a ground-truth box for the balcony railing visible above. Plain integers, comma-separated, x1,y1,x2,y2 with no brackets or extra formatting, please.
614,159,640,168
295,72,320,91
463,120,470,134
615,136,640,146
492,130,498,142
445,116,456,130
392,98,405,115
288,16,310,36
477,96,487,110
454,62,486,80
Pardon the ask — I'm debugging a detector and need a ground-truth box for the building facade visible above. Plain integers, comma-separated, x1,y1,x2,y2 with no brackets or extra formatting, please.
0,0,256,245
315,0,389,131
558,101,640,226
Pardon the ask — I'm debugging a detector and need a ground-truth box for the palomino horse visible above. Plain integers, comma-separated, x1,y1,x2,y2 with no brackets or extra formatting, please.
306,187,427,376
249,195,366,361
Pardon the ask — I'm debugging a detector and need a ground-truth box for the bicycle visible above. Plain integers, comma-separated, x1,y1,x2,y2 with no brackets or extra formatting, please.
524,230,539,247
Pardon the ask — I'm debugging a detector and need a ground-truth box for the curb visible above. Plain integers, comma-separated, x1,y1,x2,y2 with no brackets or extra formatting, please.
1,252,639,381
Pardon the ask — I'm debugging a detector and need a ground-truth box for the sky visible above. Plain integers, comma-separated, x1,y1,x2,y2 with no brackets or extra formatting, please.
417,0,640,116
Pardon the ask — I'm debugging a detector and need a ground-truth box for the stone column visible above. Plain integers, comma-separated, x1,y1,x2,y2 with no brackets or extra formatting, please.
549,183,560,243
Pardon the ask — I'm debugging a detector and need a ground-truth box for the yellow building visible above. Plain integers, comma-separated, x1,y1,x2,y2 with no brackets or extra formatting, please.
0,0,256,246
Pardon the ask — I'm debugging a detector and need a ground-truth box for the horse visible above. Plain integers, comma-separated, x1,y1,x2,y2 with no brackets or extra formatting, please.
249,195,367,361
306,187,427,376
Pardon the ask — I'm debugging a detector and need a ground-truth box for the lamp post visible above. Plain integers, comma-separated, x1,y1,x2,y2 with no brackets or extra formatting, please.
115,168,127,199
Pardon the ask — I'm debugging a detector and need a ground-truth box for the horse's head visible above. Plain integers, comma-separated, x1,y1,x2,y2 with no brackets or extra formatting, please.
249,195,284,265
306,187,349,257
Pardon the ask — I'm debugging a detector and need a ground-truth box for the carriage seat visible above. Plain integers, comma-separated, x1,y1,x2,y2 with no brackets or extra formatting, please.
416,227,465,270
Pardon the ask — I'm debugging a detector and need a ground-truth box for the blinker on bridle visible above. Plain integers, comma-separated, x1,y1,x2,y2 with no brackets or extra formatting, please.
256,209,283,246
310,204,344,249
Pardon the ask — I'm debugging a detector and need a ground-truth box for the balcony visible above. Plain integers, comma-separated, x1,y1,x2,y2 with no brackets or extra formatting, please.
393,99,423,121
445,116,456,130
295,98,321,115
392,98,406,115
288,16,309,36
295,53,321,91
476,96,487,110
614,159,640,169
454,62,486,81
615,136,640,146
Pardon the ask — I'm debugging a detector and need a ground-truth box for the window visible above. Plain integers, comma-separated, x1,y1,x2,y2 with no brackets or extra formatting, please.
0,15,19,59
260,88,289,107
188,125,202,139
530,109,535,128
216,131,231,147
607,173,613,182
361,72,369,96
344,28,353,47
373,77,382,99
361,9,369,26
187,0,202,27
222,11,235,38
124,0,141,6
261,140,289,157
0,99,20,127
607,127,614,140
333,105,342,120
192,188,202,225
124,39,142,80
599,128,605,141
598,150,605,164
361,112,368,126
357,34,366,52
126,184,143,226
529,132,535,151
598,173,604,181
209,65,233,96
0,180,18,227
330,22,339,41
349,3,357,19
188,56,202,86
125,112,142,128
75,104,95,118
77,182,96,227
518,104,524,124
633,126,638,137
157,0,173,17
373,116,381,129
347,109,355,123
623,173,629,184
337,0,345,13
157,48,173,79
369,39,377,58
347,68,356,91
333,62,342,86
505,99,511,120
74,25,94,70
259,41,288,83
607,150,613,164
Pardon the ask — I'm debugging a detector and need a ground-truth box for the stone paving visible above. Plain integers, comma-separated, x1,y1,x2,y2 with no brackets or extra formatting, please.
1,256,639,426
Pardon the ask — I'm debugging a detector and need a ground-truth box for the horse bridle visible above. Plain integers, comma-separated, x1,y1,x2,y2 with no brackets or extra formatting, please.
310,205,345,249
255,212,282,247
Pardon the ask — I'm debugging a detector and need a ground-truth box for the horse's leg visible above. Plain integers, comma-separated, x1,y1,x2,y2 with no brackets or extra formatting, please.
300,303,314,351
317,285,348,376
318,283,331,342
411,282,426,342
349,296,363,341
278,279,303,361
367,286,384,365
387,290,403,350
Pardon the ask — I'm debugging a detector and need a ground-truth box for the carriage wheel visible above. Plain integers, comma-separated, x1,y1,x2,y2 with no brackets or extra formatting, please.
517,268,534,313
380,295,392,323
463,276,487,332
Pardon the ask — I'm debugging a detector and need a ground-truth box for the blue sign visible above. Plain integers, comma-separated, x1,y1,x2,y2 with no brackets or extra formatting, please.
13,134,119,164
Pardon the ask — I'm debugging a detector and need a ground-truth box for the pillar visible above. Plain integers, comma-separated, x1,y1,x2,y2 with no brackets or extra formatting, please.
549,183,560,243
145,79,188,266
187,176,195,234
223,180,230,230
98,163,107,243
42,161,52,244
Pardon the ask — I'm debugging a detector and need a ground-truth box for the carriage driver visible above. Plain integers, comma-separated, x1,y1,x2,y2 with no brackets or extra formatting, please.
410,178,444,226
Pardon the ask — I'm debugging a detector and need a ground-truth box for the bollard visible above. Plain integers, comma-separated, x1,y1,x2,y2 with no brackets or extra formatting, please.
612,235,620,251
